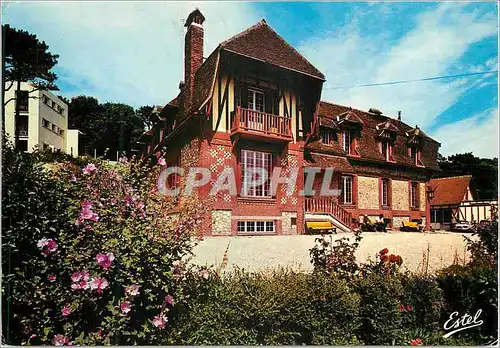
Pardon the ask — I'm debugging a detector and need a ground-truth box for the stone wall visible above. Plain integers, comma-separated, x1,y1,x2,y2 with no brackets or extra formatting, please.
419,183,426,212
357,176,379,210
392,180,409,211
212,210,232,236
282,211,298,235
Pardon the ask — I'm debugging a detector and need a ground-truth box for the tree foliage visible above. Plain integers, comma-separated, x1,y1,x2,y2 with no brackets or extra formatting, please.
3,24,59,90
67,96,153,158
437,152,498,199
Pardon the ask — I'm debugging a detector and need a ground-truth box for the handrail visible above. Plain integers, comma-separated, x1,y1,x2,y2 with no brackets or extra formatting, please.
305,197,352,229
231,106,292,138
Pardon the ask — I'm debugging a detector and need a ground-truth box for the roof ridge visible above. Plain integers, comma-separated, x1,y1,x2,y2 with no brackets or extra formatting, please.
258,21,324,79
219,20,267,47
220,20,324,79
320,100,440,144
430,175,473,181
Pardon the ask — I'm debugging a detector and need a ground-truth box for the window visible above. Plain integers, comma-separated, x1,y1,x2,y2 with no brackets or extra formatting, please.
381,178,389,207
16,91,29,112
59,129,65,137
240,149,272,197
409,147,422,165
321,128,336,145
42,95,49,104
341,175,353,204
410,182,418,208
342,130,352,154
41,118,48,127
381,140,391,161
247,89,265,112
237,221,275,233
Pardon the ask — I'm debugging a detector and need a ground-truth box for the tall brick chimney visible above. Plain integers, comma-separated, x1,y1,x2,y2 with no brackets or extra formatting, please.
184,9,205,112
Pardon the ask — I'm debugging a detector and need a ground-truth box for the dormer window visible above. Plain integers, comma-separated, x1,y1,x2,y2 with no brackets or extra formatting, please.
342,130,352,154
381,140,389,160
409,147,424,166
320,128,337,145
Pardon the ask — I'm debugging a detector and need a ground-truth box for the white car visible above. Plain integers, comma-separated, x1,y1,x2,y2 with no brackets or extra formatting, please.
453,221,473,232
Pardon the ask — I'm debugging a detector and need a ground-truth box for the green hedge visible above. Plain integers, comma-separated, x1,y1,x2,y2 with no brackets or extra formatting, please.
166,268,497,346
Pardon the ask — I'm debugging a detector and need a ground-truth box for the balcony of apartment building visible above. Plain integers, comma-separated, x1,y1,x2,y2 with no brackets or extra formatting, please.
230,87,292,143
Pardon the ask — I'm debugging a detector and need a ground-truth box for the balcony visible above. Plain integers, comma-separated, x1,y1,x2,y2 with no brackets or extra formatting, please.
231,107,292,142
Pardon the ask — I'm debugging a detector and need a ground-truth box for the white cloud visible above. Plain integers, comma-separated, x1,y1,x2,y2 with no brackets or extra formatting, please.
430,108,499,158
2,2,262,107
298,3,497,129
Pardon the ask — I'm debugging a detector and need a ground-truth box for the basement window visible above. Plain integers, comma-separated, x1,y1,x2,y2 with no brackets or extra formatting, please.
237,220,275,233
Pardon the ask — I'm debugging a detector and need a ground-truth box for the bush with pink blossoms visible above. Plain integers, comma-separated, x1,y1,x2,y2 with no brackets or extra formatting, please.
2,141,206,345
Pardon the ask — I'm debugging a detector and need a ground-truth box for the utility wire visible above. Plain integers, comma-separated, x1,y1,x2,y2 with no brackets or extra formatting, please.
323,70,498,90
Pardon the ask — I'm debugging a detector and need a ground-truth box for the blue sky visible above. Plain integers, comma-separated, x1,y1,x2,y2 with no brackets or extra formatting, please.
2,1,498,158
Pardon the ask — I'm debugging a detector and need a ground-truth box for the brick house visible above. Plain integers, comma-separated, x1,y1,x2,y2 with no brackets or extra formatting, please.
137,9,441,235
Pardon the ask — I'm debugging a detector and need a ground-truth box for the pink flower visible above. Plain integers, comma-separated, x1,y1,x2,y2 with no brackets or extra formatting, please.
198,269,210,279
71,271,89,283
125,284,141,296
61,305,71,316
48,275,57,282
152,315,167,329
71,174,77,182
82,163,97,175
89,277,109,293
71,281,89,291
37,238,50,249
120,301,132,314
96,253,115,269
406,304,413,312
165,295,174,306
158,157,166,167
52,334,70,346
37,238,57,255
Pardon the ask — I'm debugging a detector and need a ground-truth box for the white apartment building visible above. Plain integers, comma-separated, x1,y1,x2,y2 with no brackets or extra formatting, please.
4,82,80,156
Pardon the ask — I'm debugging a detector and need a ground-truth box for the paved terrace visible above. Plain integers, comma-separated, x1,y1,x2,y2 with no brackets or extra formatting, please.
190,231,477,275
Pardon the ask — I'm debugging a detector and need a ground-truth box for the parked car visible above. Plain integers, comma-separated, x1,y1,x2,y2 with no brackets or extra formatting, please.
452,221,473,232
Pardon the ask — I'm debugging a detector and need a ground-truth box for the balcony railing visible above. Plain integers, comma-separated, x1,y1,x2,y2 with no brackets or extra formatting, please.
231,107,292,141
305,197,352,229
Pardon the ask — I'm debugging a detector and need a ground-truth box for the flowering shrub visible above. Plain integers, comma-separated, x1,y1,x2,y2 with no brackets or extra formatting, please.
309,230,362,279
2,141,205,345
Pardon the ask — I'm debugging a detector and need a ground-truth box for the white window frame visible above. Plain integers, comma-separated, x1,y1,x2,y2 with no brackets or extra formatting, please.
381,141,390,161
381,178,389,206
247,88,265,112
341,175,353,204
237,220,275,233
321,128,335,145
343,130,351,154
241,149,272,197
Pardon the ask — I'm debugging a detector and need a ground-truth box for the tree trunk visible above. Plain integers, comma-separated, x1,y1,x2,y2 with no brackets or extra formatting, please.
14,80,20,149
1,25,6,137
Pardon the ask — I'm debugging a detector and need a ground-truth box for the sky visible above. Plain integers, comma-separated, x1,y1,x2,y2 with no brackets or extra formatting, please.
2,1,498,158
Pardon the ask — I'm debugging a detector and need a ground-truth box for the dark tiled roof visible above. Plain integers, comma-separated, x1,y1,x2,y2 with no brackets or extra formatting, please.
304,153,354,173
308,101,440,170
220,20,324,80
192,49,219,113
429,175,473,206
318,116,339,129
